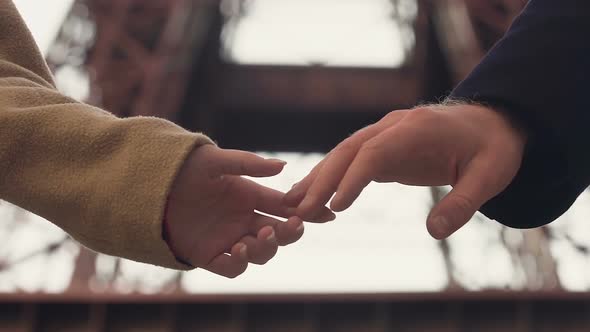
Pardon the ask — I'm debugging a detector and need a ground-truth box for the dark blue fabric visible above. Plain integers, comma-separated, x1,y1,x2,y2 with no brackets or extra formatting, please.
450,0,590,228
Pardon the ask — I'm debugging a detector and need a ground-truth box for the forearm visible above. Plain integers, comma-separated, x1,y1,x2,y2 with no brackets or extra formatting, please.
0,0,212,269
450,0,590,227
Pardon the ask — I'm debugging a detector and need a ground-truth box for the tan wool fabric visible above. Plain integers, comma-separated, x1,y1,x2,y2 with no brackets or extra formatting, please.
0,0,214,270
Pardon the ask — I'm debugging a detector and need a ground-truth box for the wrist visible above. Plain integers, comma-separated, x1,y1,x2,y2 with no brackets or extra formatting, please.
162,199,193,267
439,101,528,151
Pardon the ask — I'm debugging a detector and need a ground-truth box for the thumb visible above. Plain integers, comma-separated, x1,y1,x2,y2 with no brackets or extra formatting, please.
427,189,481,240
426,157,503,240
212,149,287,177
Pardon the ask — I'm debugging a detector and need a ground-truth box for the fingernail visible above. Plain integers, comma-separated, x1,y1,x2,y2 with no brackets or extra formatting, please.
239,243,248,258
267,158,287,165
296,223,304,233
291,181,300,189
266,230,276,242
431,216,450,239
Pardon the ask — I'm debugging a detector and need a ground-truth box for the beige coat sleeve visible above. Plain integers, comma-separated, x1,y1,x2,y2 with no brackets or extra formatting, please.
0,0,213,269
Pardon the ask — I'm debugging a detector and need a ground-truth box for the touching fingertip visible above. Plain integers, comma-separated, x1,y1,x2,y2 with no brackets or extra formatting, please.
284,191,303,207
329,198,345,213
298,195,316,213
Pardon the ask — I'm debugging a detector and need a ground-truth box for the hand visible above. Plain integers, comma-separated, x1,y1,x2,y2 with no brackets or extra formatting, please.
166,145,335,278
284,104,526,239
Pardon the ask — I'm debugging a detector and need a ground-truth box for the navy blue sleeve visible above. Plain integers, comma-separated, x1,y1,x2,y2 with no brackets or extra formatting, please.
450,0,590,228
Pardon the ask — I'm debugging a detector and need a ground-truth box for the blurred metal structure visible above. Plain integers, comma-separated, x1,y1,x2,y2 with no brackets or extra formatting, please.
48,0,220,121
465,0,527,49
431,0,526,85
4,0,589,330
45,0,529,148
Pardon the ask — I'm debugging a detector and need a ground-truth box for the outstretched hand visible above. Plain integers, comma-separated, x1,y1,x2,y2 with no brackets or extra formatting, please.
285,104,526,239
166,145,335,278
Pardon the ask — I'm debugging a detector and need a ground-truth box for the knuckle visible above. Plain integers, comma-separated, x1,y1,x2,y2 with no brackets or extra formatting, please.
359,139,382,155
382,110,402,122
451,192,477,214
378,109,410,126
405,107,438,123
334,139,357,153
238,159,248,174
383,111,397,120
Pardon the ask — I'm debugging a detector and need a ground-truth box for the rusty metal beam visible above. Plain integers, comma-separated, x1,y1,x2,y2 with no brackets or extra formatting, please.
210,0,431,114
1,299,590,331
49,0,219,122
213,64,421,112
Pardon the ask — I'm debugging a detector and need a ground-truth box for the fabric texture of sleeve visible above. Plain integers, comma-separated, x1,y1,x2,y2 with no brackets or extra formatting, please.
450,0,590,228
0,0,214,269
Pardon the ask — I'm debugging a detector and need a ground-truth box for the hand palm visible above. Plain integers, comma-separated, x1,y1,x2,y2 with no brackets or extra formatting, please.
166,145,333,278
189,176,264,262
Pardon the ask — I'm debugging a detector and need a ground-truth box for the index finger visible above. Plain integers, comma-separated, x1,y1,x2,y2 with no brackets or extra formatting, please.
296,124,383,219
329,143,382,212
283,158,327,207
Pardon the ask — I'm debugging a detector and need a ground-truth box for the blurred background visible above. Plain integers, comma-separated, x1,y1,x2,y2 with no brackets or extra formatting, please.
3,0,590,330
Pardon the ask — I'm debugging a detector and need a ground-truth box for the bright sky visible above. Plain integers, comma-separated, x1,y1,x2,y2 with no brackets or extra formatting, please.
12,0,75,55
224,0,416,67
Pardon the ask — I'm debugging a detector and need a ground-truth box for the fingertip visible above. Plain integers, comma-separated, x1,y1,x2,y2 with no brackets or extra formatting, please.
276,217,304,246
284,188,305,207
329,195,349,213
239,233,279,265
257,162,286,177
326,210,337,221
295,220,305,234
315,208,336,223
245,157,287,178
286,216,304,229
206,250,248,279
296,200,334,223
267,158,287,166
426,215,452,240
226,261,248,279
257,225,276,243
232,242,249,261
